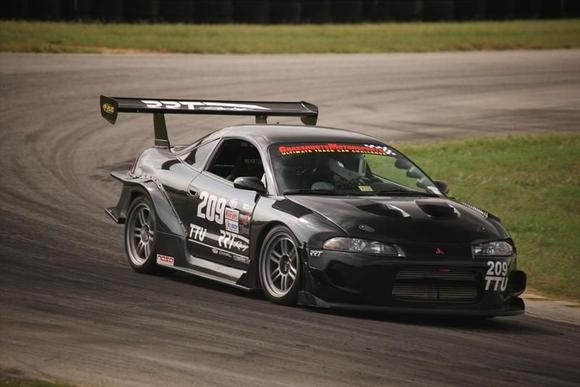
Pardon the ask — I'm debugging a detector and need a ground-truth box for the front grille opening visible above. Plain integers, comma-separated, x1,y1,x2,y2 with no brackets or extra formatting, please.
393,268,479,303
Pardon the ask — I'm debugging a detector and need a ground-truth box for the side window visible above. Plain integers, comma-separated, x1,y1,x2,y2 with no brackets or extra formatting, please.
207,139,264,182
179,139,217,170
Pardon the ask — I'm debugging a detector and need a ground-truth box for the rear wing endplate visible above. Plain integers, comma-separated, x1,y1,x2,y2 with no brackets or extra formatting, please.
100,96,319,148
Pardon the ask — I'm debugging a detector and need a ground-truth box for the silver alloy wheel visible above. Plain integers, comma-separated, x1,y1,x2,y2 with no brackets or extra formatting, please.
262,235,298,297
126,202,155,267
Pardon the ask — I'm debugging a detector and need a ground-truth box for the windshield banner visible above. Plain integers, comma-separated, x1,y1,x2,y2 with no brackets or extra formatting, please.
278,143,396,156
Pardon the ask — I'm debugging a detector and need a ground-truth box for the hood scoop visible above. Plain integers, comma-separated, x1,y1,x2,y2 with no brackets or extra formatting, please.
356,202,410,218
416,200,459,219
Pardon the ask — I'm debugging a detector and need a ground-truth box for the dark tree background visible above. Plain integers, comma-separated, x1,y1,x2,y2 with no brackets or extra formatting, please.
1,0,578,22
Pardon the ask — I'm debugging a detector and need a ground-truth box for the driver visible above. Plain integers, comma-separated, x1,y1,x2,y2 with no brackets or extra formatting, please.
310,155,336,191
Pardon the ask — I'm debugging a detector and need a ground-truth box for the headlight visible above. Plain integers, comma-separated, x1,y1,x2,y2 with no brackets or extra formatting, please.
323,237,405,257
472,241,513,257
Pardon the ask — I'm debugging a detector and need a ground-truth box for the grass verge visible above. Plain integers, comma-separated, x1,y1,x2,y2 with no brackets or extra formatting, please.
399,133,580,300
0,19,579,53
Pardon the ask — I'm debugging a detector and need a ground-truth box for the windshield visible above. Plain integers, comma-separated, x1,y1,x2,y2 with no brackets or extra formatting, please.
269,142,441,196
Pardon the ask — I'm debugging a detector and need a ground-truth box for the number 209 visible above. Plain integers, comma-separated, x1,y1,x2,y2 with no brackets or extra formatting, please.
486,260,508,277
197,191,227,225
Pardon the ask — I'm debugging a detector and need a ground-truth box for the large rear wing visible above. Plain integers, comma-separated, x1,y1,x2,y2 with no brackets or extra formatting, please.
100,96,319,148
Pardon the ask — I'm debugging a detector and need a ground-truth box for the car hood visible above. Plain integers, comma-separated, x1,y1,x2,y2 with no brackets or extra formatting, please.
287,195,507,245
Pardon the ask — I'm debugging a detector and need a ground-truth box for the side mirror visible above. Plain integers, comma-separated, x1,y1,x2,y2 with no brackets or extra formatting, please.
233,176,266,194
434,180,449,195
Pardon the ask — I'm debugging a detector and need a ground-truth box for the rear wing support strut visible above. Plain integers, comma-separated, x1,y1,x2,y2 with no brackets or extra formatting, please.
153,113,169,148
100,96,319,149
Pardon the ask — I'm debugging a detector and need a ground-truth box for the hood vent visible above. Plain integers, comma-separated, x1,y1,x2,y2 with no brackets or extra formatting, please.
357,203,409,218
416,200,459,219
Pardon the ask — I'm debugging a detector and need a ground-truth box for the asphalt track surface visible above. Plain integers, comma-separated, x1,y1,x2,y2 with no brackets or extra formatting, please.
1,51,579,386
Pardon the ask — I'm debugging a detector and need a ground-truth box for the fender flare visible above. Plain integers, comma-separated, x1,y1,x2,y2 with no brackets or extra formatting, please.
106,171,187,237
240,198,344,290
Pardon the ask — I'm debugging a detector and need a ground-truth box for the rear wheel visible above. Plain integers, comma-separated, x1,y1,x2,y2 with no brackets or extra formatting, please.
259,226,301,305
125,195,160,274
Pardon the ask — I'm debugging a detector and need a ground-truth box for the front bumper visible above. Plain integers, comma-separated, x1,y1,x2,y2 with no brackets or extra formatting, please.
300,250,526,317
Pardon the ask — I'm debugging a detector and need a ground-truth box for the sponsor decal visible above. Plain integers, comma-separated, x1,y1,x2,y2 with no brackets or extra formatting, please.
484,260,509,291
278,143,396,156
242,203,253,213
358,185,373,192
213,248,233,259
212,245,248,263
225,208,239,222
197,191,227,225
225,218,239,234
219,231,249,252
233,255,250,264
239,213,251,226
156,254,174,266
309,250,323,257
364,144,395,155
141,100,270,112
188,224,207,242
102,103,115,114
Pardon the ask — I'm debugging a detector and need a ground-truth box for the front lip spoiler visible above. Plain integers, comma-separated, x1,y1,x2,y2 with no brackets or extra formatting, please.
298,292,525,317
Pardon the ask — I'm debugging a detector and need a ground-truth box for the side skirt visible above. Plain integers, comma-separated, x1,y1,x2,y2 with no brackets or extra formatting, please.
157,258,252,292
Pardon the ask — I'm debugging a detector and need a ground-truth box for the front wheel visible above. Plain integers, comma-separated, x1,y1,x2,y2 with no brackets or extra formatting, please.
125,195,160,274
259,226,301,305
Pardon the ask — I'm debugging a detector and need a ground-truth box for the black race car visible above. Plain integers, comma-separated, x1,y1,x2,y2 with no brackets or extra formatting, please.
101,96,526,317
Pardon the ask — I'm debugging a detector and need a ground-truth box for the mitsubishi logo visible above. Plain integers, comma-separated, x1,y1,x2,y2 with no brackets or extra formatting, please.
435,247,445,255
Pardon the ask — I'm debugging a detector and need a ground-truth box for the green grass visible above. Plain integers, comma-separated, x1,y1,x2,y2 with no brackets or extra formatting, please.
398,133,580,300
1,19,580,53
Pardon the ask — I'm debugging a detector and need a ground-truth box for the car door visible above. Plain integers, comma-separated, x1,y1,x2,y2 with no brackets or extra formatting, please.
185,138,264,269
165,139,218,225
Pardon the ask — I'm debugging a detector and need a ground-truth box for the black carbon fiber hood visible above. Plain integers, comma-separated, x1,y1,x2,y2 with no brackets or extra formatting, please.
287,195,508,245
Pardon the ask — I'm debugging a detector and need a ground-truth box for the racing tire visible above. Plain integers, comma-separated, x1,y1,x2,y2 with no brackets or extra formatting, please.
259,226,301,305
125,195,161,274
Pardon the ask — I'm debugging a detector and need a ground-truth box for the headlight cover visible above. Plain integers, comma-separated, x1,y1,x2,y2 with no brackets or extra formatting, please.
472,240,513,258
323,237,405,257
